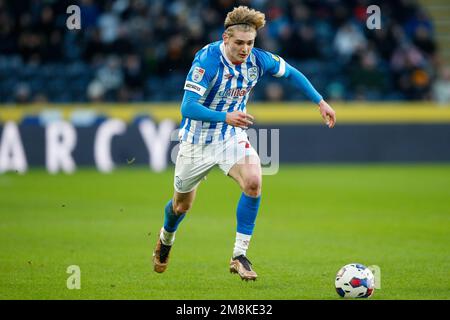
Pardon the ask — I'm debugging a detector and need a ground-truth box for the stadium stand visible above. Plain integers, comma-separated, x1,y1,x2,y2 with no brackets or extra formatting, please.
0,0,445,104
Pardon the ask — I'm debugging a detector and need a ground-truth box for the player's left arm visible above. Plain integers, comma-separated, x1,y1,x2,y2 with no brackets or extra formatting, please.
257,50,336,128
283,62,336,128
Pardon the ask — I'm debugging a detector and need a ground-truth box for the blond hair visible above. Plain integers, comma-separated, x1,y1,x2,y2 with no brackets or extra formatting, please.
224,6,266,36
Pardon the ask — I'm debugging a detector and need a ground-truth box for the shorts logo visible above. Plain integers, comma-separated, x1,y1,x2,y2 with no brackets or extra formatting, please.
175,176,183,189
239,140,250,148
192,67,205,83
247,66,258,81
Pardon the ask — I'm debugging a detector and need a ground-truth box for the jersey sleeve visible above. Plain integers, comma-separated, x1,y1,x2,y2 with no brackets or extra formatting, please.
254,48,287,78
254,48,323,104
183,47,218,97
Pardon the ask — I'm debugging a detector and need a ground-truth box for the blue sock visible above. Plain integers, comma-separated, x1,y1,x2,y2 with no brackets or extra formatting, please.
163,200,186,232
236,193,261,235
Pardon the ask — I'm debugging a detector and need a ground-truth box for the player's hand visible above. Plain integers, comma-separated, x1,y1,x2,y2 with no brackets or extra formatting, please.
225,111,254,129
318,100,336,128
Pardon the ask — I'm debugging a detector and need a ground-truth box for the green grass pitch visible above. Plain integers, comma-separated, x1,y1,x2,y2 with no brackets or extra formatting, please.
0,164,449,299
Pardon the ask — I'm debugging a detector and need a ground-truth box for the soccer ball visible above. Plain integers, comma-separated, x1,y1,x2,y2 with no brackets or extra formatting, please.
335,263,375,298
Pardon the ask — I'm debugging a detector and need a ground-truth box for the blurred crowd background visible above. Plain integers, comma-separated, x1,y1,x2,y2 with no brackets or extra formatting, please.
0,0,449,104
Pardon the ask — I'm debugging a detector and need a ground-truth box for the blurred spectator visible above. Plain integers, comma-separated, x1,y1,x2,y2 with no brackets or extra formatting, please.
326,81,345,102
36,6,55,35
79,0,100,29
282,25,321,60
157,35,189,75
98,2,120,44
333,22,367,62
264,82,285,101
391,42,425,72
43,30,63,62
432,67,450,104
412,25,436,58
95,56,124,98
33,93,49,104
123,54,145,101
349,50,387,100
410,67,431,99
83,29,105,63
0,12,16,54
404,8,433,40
366,26,398,63
390,42,432,99
14,83,31,104
87,80,105,102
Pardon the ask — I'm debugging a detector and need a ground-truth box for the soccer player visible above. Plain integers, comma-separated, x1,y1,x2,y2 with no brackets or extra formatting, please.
152,6,336,281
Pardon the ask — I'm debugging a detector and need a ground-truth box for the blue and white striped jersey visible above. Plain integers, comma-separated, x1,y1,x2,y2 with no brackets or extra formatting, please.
179,40,286,144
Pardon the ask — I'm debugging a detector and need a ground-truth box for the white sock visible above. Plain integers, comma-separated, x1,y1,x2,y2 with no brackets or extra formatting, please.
233,232,252,258
160,228,176,246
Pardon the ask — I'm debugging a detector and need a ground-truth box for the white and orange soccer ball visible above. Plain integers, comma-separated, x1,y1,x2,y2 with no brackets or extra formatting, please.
335,263,375,298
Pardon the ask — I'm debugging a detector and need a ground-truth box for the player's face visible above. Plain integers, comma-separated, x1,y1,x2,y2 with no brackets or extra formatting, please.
223,30,256,64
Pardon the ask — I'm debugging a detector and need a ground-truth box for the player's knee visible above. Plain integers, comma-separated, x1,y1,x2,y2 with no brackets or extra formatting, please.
243,175,261,197
173,202,191,215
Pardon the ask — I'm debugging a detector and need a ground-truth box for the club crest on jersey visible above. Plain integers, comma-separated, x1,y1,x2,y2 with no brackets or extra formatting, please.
192,67,205,83
247,66,258,81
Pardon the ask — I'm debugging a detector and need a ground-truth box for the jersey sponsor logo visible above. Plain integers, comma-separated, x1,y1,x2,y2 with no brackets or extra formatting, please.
192,66,205,83
247,66,258,81
218,86,253,98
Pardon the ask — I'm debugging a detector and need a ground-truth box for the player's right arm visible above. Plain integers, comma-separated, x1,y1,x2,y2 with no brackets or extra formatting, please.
181,47,253,128
181,91,253,128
